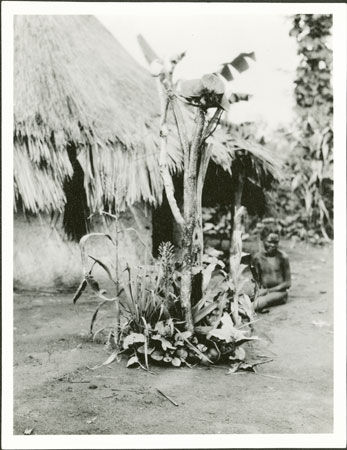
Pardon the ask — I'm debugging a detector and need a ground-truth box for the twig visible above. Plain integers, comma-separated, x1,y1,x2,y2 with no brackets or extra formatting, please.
158,97,185,226
252,358,273,367
156,389,179,406
203,108,223,141
69,380,91,383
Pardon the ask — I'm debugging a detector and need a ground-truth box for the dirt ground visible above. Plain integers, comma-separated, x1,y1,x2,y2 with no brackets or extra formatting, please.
13,240,333,435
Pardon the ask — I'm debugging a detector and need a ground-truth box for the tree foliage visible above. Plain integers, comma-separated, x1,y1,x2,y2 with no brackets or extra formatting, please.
291,14,332,117
277,14,333,240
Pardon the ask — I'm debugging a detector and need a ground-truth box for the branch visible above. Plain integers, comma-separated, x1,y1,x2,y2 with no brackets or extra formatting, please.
203,107,223,141
170,95,190,165
159,98,185,227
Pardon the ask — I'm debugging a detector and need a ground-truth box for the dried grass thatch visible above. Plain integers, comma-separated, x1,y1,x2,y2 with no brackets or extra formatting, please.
14,15,165,213
13,15,264,217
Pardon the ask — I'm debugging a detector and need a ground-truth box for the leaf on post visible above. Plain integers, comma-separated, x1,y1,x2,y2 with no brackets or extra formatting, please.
230,52,256,73
201,74,225,95
220,64,234,81
229,93,251,104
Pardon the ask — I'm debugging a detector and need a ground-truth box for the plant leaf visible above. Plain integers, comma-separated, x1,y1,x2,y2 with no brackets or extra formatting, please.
174,330,192,341
178,78,205,98
197,343,208,353
193,301,218,324
123,333,146,349
201,73,225,94
137,345,155,355
90,301,108,334
151,335,176,351
72,279,87,304
237,361,256,372
102,350,120,366
92,327,105,341
230,52,256,73
229,346,246,361
175,348,188,360
126,355,139,368
202,257,224,292
227,362,242,374
85,274,101,293
208,328,232,343
220,64,234,81
207,312,258,344
88,255,118,286
171,357,181,367
150,350,164,361
79,233,115,274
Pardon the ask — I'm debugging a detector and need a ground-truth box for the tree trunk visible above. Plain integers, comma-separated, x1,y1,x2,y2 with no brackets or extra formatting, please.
180,108,206,333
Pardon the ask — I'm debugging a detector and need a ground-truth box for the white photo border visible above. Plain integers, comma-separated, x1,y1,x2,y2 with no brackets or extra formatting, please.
2,2,346,449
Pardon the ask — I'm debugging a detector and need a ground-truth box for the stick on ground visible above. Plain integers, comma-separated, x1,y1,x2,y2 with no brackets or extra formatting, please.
156,389,179,406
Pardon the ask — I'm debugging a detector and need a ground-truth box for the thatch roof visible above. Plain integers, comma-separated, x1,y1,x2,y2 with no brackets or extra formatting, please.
14,15,168,213
14,15,278,217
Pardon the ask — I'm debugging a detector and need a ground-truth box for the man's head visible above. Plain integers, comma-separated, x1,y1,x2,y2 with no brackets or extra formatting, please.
261,226,280,256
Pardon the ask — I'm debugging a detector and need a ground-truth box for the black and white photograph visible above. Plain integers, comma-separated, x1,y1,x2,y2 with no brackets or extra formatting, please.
2,1,346,448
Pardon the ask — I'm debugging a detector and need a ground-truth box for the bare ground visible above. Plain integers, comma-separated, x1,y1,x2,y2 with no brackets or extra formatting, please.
13,241,333,435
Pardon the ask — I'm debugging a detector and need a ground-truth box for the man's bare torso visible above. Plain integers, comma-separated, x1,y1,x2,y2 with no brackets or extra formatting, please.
253,250,288,290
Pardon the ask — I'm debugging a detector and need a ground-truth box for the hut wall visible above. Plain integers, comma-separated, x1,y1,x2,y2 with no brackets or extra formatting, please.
14,205,152,290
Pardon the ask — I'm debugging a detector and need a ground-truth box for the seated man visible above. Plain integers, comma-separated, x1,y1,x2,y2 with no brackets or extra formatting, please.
252,226,291,313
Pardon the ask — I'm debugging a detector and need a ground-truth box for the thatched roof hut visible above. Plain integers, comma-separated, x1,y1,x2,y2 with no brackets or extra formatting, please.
14,15,280,237
14,15,172,216
14,15,241,221
13,15,282,289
